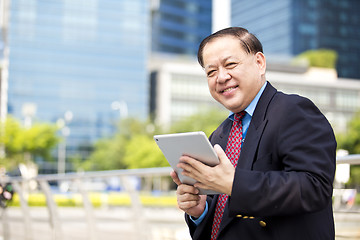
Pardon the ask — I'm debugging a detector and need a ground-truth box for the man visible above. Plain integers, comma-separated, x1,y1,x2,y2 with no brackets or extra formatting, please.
170,27,336,240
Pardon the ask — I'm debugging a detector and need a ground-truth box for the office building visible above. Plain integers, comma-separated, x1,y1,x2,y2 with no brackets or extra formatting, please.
2,0,149,172
149,54,223,130
151,0,212,55
150,55,360,133
231,0,360,79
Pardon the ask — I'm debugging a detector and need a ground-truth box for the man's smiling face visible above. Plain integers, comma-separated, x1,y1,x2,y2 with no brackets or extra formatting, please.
202,36,266,113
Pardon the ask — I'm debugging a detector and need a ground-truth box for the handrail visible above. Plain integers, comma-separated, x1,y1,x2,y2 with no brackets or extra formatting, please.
0,154,358,184
0,155,359,240
0,167,173,183
336,154,360,164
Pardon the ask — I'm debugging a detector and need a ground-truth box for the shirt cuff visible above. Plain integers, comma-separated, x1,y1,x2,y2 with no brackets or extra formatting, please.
190,201,208,226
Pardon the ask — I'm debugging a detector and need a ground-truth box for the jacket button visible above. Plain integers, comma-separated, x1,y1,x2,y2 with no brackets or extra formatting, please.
259,221,267,227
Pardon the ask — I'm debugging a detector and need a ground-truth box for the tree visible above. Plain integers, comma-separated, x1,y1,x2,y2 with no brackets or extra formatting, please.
0,116,59,171
79,133,132,171
81,108,229,171
123,134,168,169
170,108,228,136
292,49,338,69
337,111,360,154
80,117,161,170
337,111,360,188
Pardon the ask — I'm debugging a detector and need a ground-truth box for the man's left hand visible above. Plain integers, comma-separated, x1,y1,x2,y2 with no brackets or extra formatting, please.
177,144,235,196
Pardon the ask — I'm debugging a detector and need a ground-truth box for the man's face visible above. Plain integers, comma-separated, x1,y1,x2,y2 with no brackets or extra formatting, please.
202,36,266,113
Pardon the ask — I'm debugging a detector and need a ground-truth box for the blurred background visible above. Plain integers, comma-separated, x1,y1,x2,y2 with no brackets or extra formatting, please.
0,0,360,239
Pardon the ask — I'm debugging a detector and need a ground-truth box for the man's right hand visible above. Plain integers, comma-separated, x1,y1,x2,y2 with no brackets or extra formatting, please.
170,171,206,218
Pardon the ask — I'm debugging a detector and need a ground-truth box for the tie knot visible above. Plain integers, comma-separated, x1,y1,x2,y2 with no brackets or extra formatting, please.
234,111,246,123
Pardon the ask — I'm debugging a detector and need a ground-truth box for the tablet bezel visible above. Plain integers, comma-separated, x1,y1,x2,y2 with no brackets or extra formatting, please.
154,131,220,195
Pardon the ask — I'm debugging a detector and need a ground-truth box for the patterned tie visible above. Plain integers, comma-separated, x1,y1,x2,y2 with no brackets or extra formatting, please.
210,111,246,240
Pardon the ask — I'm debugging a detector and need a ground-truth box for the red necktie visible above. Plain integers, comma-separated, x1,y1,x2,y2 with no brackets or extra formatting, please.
210,111,245,240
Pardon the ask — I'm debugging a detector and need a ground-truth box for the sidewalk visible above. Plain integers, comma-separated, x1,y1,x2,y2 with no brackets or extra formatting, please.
1,206,359,240
1,206,190,240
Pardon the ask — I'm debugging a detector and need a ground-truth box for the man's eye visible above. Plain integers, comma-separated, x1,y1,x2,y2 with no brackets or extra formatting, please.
226,62,237,68
207,70,216,77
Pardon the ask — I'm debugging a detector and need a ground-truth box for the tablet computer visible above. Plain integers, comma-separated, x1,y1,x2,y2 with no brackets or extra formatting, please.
154,131,220,195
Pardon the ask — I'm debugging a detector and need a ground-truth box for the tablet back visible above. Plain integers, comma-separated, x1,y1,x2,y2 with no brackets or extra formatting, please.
154,131,220,195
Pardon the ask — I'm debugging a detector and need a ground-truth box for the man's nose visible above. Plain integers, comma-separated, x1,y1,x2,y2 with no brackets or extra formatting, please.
217,68,231,83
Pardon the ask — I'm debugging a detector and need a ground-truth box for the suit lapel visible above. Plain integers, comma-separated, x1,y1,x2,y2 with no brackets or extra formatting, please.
237,82,276,170
217,82,277,235
210,118,232,150
237,120,268,169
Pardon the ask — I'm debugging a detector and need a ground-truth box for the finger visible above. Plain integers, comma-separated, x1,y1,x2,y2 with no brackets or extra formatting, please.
193,182,210,190
178,199,200,210
178,192,200,203
177,191,201,210
178,155,206,175
214,144,230,164
170,171,182,185
177,184,199,195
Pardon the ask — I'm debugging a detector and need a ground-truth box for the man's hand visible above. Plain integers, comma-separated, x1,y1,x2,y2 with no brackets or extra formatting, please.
177,144,235,196
170,171,206,218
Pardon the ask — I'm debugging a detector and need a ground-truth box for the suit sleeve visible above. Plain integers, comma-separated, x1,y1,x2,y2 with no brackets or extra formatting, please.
228,95,337,217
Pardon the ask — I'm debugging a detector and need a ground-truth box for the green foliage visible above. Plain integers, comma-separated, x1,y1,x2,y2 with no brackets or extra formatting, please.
337,111,360,154
347,166,360,189
81,117,164,171
10,192,177,207
0,116,59,170
123,134,168,169
292,49,338,69
81,108,228,171
170,108,228,136
337,111,360,188
80,135,128,171
23,123,60,159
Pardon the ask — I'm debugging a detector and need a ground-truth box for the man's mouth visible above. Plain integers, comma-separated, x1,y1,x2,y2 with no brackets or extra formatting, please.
221,86,238,93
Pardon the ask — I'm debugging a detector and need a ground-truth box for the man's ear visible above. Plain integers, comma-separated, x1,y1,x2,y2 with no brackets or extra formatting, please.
255,52,266,75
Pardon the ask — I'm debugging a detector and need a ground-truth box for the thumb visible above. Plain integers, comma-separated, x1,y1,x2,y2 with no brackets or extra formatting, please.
170,170,182,186
214,144,229,164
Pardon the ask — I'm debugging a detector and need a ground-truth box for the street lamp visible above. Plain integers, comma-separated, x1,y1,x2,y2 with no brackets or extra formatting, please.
57,111,73,174
111,100,128,119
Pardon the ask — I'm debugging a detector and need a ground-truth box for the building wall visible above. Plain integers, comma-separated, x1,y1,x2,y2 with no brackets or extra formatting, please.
231,0,360,79
149,55,222,130
231,0,292,55
6,0,149,164
150,56,360,133
151,0,212,55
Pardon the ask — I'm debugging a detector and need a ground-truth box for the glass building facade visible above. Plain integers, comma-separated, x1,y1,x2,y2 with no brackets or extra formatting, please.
5,0,149,170
151,0,212,55
232,0,360,79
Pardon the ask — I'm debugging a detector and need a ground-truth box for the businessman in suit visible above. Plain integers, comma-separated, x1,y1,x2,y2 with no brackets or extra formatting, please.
170,27,336,239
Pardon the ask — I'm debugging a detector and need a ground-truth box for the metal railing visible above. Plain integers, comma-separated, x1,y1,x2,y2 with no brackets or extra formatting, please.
0,167,175,240
0,155,360,240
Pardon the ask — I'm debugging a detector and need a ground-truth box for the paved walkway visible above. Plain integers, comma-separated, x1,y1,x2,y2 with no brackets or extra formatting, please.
1,206,190,240
1,207,359,240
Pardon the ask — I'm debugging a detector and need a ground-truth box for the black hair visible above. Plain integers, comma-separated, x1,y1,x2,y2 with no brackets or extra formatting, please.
197,27,263,68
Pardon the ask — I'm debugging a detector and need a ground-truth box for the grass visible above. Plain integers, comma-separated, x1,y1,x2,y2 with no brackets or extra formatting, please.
8,192,360,208
8,191,178,208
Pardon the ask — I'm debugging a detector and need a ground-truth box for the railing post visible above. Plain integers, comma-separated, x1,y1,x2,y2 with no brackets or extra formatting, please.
0,207,10,240
38,180,63,240
121,175,150,240
73,179,98,240
11,182,33,240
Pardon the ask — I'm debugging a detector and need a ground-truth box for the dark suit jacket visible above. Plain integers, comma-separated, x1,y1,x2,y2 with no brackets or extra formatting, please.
185,82,336,240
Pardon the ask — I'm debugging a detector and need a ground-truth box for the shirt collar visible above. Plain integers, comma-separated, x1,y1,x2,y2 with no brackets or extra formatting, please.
229,81,267,120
